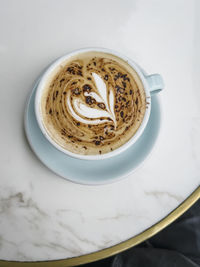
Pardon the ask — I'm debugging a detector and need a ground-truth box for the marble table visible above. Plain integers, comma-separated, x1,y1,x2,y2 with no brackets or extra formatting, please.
0,0,199,266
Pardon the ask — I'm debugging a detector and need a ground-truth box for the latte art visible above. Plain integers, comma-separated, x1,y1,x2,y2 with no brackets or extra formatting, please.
67,73,116,126
41,52,146,155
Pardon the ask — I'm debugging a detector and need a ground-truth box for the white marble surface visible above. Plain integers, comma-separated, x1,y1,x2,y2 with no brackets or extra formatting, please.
0,0,200,261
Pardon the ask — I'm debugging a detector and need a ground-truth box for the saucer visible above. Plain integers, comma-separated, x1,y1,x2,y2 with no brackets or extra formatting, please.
24,82,161,185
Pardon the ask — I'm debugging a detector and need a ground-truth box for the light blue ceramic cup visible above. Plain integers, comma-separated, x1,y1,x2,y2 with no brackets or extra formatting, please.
35,48,164,160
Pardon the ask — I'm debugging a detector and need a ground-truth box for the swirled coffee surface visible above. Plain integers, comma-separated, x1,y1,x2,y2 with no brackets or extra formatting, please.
41,52,146,155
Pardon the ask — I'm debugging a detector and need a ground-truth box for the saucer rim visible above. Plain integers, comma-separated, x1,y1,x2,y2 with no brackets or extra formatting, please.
24,81,162,185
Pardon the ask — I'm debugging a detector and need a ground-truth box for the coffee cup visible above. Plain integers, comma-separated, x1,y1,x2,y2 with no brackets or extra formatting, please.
35,47,164,160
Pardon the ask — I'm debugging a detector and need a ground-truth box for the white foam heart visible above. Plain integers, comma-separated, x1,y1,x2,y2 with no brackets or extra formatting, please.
67,73,116,126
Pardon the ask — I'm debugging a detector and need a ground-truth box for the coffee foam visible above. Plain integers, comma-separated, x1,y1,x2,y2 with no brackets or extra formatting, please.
41,51,146,155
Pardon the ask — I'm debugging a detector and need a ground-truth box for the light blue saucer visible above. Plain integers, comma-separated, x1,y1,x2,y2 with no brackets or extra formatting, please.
24,82,161,185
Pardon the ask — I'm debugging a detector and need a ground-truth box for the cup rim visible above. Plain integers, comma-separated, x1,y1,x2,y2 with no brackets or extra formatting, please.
34,47,151,160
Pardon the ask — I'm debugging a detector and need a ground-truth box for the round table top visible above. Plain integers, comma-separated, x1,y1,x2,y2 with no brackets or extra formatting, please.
0,0,200,266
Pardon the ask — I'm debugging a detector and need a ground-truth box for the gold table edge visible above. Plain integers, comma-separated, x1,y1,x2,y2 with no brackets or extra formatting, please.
0,186,199,267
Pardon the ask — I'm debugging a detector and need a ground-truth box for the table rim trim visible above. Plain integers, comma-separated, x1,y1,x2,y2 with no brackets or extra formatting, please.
0,186,199,267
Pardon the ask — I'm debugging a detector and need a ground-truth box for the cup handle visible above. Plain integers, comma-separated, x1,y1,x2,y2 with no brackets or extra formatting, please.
145,74,164,96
